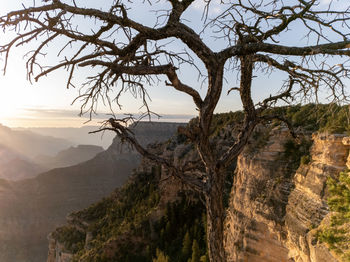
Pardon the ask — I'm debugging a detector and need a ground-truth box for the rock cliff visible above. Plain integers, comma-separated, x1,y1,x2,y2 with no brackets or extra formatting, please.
224,129,349,262
284,134,349,262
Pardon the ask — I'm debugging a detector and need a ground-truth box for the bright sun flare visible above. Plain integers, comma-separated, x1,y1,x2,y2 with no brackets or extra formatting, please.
0,74,28,121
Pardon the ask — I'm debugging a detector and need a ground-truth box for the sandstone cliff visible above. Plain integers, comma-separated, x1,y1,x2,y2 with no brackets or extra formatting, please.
224,129,349,262
285,134,349,262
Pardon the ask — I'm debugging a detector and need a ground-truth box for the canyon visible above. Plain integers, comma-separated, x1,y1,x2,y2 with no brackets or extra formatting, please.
47,121,349,262
0,122,182,262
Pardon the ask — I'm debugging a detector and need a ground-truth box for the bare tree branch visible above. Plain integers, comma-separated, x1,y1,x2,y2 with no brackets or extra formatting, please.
90,117,206,192
2,1,350,261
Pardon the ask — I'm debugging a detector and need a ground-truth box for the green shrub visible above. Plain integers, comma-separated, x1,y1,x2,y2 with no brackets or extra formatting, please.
210,111,244,137
282,138,312,170
52,226,85,253
263,104,350,133
318,171,350,261
153,249,170,262
300,155,311,165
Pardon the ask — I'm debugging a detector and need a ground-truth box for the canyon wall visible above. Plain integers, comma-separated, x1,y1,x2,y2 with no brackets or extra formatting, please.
224,128,349,262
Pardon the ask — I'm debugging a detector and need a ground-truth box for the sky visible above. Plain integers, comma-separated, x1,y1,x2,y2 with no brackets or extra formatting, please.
0,0,201,127
0,0,348,127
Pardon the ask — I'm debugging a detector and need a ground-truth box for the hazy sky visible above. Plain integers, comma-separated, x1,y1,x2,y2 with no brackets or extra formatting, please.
0,0,348,127
0,0,202,127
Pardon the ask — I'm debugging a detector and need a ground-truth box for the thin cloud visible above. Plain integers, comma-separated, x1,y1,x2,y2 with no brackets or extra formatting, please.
190,0,223,15
1,108,195,127
23,108,194,120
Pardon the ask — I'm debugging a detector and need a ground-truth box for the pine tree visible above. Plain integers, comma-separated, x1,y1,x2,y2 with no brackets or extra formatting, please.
182,231,192,260
153,249,169,262
191,240,201,262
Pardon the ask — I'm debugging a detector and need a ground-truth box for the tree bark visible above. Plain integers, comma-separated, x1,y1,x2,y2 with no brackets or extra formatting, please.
206,168,226,262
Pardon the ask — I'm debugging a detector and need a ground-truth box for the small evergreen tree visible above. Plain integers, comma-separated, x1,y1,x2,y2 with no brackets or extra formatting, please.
182,231,192,260
191,240,201,262
318,171,350,261
153,249,170,262
200,255,208,262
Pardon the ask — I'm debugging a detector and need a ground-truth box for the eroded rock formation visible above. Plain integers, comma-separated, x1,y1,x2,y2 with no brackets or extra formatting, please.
224,130,349,262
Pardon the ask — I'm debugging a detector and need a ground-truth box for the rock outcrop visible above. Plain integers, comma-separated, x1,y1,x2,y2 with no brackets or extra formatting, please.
285,134,349,262
224,129,349,262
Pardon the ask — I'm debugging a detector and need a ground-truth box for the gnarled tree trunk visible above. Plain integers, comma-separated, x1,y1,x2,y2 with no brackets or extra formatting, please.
206,168,226,262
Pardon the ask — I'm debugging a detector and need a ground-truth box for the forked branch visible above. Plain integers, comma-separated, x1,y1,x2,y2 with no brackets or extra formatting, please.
90,117,206,192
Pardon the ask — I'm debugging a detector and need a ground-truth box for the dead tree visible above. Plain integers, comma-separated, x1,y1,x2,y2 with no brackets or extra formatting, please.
1,1,350,261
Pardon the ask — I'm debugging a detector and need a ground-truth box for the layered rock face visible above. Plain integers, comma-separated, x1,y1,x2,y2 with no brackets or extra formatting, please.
224,130,349,262
225,127,295,262
285,134,349,262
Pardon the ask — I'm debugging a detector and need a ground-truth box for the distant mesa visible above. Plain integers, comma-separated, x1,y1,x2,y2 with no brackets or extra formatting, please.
34,144,104,170
0,124,108,181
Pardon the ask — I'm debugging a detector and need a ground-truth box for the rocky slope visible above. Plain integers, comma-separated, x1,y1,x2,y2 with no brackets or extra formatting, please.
46,155,206,262
0,122,182,262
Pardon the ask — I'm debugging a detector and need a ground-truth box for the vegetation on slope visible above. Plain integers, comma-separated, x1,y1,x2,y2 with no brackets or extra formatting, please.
267,103,350,133
206,103,350,136
318,170,350,261
53,168,208,262
282,137,312,169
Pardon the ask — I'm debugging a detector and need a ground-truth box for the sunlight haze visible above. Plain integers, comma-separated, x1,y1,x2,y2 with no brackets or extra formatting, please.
0,0,347,127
